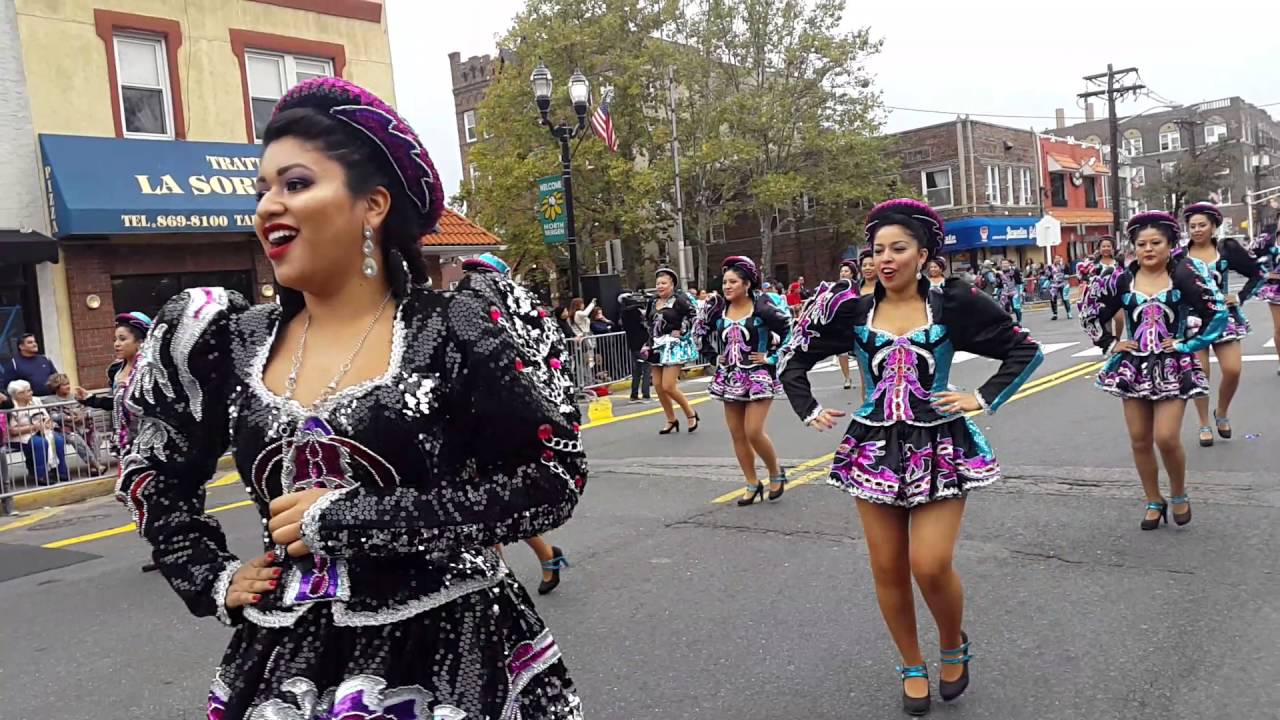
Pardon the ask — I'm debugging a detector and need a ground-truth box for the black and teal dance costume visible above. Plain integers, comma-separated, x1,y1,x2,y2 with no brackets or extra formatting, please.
1078,257,1227,400
779,279,1043,507
1185,238,1264,342
1046,264,1071,319
696,293,792,402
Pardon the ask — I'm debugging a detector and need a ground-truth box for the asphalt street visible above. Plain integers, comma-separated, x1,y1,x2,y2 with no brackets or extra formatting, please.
1,301,1277,719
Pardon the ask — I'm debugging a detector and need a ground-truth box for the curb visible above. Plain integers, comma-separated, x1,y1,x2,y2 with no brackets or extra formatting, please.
5,453,237,513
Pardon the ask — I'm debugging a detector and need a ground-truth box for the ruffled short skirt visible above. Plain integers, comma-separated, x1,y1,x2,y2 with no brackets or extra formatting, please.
709,364,782,402
827,416,1001,508
1095,350,1207,401
652,335,700,366
208,572,581,720
1255,281,1280,306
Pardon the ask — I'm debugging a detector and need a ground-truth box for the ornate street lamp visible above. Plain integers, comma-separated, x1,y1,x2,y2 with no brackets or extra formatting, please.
530,62,592,299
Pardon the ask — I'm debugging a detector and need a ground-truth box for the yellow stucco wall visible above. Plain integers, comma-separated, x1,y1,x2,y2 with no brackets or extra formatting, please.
15,0,394,142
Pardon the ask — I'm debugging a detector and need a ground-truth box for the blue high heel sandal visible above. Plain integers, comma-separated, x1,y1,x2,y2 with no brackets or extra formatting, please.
1141,500,1167,531
939,631,972,702
897,664,931,716
1169,494,1191,526
537,547,569,595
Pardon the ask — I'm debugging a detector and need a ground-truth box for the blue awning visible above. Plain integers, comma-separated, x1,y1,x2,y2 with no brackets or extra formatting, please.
941,216,1042,253
39,134,261,237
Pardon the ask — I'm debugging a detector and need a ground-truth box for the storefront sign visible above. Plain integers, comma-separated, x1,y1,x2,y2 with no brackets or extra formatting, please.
536,175,567,245
940,216,1042,253
39,134,261,236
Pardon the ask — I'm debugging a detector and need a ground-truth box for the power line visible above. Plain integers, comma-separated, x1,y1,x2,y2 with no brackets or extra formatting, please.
883,100,1280,123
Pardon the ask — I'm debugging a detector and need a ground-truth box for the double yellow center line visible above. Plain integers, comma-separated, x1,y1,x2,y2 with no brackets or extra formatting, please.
711,358,1103,503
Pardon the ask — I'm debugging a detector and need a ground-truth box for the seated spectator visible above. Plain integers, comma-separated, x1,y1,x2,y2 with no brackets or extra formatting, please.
46,373,108,475
5,379,68,485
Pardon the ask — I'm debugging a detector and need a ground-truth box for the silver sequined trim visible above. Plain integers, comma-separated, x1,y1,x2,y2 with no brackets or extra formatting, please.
247,299,408,423
213,559,242,626
299,485,355,553
500,628,564,720
974,388,991,414
173,287,230,421
241,568,503,629
131,417,172,462
802,405,825,426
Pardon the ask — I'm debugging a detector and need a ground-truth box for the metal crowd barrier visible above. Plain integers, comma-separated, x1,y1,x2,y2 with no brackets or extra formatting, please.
565,330,634,392
2,397,116,506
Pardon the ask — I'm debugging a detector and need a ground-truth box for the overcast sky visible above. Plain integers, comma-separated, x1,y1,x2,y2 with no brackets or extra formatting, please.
387,0,1278,200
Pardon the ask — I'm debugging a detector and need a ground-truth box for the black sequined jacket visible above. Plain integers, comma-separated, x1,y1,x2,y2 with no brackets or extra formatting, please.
116,273,586,628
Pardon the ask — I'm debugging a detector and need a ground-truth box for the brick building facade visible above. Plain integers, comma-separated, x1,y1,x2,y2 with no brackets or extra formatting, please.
1039,134,1113,265
449,49,512,193
1054,97,1280,234
888,119,1045,272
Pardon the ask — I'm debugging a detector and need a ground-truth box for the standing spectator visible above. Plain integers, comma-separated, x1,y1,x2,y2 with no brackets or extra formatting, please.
2,333,59,397
588,306,617,335
570,297,597,337
5,379,68,485
786,275,806,313
46,373,108,475
618,286,652,403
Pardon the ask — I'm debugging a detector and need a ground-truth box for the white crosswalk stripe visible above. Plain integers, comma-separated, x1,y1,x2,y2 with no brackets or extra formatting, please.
1072,346,1104,357
1039,342,1080,355
1266,337,1276,348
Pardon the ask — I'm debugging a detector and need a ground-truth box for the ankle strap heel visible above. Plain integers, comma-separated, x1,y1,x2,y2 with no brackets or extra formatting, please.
939,631,972,702
897,664,931,716
1169,495,1192,526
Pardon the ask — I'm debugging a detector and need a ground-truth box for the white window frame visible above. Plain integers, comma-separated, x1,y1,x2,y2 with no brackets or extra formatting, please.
113,33,174,139
1158,125,1181,152
984,165,1001,205
463,110,478,143
1006,167,1014,206
1122,130,1143,157
1161,161,1177,179
1205,123,1228,145
801,192,817,213
245,50,334,141
1100,174,1110,210
1019,168,1032,206
468,162,479,190
920,167,954,208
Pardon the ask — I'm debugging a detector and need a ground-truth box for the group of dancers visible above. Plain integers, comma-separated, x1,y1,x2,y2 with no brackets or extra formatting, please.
106,74,1280,719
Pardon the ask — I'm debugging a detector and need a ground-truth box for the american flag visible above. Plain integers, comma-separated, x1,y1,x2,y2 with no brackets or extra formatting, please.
590,87,618,153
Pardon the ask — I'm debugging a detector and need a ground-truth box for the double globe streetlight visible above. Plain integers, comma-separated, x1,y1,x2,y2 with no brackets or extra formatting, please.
530,62,591,299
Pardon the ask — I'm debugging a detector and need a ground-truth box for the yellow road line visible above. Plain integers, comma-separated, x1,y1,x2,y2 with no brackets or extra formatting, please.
42,499,255,550
581,396,712,430
710,359,1104,503
208,471,241,488
0,507,62,533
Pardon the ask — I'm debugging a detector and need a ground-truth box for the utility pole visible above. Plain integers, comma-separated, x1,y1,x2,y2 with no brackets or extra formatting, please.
1172,117,1204,212
667,66,689,289
1079,65,1145,240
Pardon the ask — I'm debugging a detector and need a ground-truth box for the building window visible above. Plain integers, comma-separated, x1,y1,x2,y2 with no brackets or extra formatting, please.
463,110,478,143
1131,166,1146,188
1122,129,1143,157
902,148,931,163
1205,118,1228,144
1084,177,1099,208
1084,135,1103,147
984,165,1001,205
1213,187,1233,205
468,162,479,190
112,271,253,321
1050,174,1067,207
1019,168,1032,206
921,167,953,208
114,34,174,138
1161,161,1177,179
246,51,334,140
1100,174,1110,209
1006,167,1014,206
802,192,817,213
710,224,726,244
1158,123,1181,152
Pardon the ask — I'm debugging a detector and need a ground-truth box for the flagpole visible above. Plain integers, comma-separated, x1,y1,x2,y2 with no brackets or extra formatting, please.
667,66,689,289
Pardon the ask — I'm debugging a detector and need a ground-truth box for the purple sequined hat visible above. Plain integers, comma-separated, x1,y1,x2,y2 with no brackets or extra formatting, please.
865,198,947,257
272,77,445,234
857,246,873,263
1182,202,1223,227
839,257,859,272
721,255,759,286
1126,211,1181,242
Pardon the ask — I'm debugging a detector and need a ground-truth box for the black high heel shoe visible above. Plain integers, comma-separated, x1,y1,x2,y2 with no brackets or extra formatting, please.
686,412,700,433
658,418,680,435
736,483,764,506
767,469,787,501
939,631,971,702
1169,494,1191,526
897,664,931,716
537,546,569,595
1140,500,1168,531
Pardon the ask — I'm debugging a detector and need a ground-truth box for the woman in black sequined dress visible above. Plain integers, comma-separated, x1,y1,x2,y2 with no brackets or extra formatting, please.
116,78,585,719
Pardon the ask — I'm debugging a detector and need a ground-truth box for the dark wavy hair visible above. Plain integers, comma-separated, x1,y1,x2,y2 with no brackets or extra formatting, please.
868,212,932,299
262,107,429,317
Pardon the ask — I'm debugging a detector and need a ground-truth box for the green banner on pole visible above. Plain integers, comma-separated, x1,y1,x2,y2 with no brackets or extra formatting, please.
536,175,567,245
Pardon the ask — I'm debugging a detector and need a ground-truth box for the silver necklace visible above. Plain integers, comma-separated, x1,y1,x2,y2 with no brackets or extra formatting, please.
282,290,394,413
